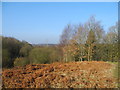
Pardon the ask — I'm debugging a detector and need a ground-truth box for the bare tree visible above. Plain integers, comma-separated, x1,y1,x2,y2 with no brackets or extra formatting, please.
106,22,118,44
84,16,104,43
72,24,88,61
59,24,74,46
59,24,74,62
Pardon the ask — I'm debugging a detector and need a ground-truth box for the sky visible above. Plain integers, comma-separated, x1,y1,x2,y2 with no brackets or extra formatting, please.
0,2,2,35
2,0,119,2
2,2,118,44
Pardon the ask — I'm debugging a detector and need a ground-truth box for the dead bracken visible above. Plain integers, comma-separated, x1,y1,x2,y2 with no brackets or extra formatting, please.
2,61,117,88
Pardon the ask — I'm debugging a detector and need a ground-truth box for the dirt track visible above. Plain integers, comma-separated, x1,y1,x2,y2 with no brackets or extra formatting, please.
2,61,117,88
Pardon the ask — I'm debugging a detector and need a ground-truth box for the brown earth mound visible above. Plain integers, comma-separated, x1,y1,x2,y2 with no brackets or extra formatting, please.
2,61,117,88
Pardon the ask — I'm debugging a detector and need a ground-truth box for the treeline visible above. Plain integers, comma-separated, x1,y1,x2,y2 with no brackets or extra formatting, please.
2,36,62,68
60,16,118,62
2,16,118,68
2,37,31,68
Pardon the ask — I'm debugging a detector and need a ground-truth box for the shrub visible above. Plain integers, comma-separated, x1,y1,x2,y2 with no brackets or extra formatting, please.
29,46,61,64
29,47,50,64
14,57,30,67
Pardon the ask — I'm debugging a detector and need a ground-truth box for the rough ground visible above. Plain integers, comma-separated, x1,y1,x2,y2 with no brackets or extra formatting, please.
2,61,117,88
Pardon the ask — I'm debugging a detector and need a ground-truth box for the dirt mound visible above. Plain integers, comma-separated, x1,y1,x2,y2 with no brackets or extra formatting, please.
2,61,117,88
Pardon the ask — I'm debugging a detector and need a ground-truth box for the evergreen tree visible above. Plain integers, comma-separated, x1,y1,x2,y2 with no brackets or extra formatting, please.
85,29,96,61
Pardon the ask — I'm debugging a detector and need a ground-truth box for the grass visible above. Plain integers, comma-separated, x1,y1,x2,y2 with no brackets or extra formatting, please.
113,62,120,88
106,61,119,88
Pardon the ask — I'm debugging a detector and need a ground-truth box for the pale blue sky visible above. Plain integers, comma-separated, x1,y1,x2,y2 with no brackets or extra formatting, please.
2,2,118,44
0,2,2,35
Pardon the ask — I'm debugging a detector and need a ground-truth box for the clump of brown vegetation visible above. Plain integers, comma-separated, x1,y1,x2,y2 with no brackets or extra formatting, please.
2,61,117,88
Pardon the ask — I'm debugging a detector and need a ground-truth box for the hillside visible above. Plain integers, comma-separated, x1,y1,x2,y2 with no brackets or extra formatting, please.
2,61,117,88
